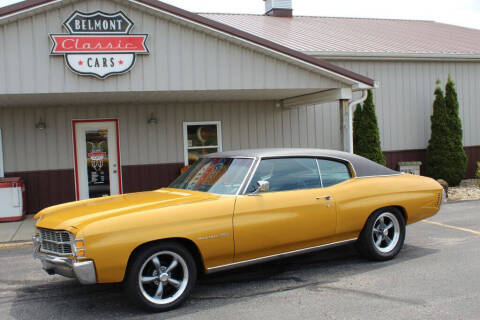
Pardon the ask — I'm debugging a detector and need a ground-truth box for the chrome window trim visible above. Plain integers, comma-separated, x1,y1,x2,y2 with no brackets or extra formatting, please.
182,153,399,196
250,154,357,178
238,157,261,195
207,238,357,273
240,155,354,195
235,157,259,196
354,173,403,179
316,158,324,188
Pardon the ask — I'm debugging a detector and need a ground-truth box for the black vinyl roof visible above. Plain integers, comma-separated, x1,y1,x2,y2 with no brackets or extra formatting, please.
205,148,399,178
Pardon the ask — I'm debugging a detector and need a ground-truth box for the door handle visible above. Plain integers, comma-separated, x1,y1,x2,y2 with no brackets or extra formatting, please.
316,195,331,200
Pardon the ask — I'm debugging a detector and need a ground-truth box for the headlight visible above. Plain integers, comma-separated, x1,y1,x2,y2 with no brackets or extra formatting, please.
72,237,86,258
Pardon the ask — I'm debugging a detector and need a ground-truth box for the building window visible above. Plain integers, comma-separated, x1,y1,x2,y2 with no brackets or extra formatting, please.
183,121,222,165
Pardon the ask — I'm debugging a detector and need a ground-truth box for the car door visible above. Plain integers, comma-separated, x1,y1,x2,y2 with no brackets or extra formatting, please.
233,157,337,262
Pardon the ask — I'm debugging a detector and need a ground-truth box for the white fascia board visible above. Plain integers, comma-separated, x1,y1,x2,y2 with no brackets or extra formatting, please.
306,51,480,62
353,81,379,90
128,0,370,88
282,88,352,108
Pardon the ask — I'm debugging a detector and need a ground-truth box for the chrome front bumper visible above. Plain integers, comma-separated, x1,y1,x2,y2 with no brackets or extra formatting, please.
33,236,97,284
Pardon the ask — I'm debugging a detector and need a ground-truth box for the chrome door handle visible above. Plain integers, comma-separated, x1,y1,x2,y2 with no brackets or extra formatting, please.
316,195,331,200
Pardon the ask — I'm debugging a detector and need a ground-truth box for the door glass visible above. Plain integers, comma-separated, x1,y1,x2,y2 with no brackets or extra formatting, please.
247,158,321,193
86,129,110,198
317,159,351,187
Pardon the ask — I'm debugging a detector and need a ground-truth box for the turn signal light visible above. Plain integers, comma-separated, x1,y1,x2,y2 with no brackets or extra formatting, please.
74,239,86,258
75,240,85,248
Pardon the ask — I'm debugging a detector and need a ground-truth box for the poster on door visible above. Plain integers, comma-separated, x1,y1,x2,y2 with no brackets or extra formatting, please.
86,129,110,198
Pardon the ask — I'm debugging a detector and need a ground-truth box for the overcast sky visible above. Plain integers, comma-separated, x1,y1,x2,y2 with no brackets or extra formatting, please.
1,0,480,30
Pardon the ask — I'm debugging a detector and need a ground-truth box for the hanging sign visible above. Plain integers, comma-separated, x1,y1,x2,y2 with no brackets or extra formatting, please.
50,11,149,78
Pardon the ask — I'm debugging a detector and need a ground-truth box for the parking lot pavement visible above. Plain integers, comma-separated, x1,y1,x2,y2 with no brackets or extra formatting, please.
0,215,35,243
0,201,479,320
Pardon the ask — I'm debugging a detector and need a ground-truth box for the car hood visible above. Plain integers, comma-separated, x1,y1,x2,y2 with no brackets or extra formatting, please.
34,188,220,231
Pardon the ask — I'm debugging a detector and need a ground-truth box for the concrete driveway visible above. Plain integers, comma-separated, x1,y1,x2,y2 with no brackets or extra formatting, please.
0,201,479,320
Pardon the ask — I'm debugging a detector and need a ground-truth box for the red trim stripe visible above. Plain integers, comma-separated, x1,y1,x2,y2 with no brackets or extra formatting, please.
72,120,80,200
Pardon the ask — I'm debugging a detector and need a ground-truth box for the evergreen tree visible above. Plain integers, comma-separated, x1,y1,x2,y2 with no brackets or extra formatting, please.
425,80,458,184
353,89,386,166
443,76,467,185
353,103,363,154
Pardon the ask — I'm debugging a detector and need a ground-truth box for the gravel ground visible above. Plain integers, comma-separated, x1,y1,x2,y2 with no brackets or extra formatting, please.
447,179,480,201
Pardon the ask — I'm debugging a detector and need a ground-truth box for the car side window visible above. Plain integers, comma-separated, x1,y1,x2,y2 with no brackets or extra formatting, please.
318,159,351,187
247,158,321,193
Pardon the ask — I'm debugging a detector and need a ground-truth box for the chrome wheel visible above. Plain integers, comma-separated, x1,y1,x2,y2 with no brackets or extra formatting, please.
138,251,189,305
372,212,400,253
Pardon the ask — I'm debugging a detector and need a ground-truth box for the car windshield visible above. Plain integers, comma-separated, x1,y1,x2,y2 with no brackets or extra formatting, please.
169,158,254,195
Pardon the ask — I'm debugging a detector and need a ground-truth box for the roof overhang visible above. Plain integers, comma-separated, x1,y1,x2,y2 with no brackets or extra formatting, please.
0,89,331,107
0,0,375,88
281,88,352,108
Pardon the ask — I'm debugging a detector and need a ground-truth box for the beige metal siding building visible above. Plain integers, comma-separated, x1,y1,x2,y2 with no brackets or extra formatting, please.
0,0,374,213
1,0,478,214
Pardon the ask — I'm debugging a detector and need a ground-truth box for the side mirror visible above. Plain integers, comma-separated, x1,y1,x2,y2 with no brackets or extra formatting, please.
249,180,270,195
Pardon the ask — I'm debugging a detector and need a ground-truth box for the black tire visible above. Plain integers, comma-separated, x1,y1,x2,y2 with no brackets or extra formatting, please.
356,207,406,261
124,241,197,312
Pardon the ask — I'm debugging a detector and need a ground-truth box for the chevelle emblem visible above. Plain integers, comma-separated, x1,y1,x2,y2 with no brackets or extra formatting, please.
50,11,149,78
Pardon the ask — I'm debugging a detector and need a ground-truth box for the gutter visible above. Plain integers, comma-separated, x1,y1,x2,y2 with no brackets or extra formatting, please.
347,90,368,154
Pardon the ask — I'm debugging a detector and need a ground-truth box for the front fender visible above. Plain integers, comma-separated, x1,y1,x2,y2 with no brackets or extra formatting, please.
81,197,235,283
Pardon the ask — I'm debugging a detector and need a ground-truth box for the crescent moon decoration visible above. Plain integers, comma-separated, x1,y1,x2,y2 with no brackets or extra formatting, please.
197,126,207,145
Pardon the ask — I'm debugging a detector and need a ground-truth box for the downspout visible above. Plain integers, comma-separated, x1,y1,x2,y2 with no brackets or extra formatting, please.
347,89,368,153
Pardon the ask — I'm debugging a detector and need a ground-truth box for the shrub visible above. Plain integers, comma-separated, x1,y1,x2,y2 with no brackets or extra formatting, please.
444,76,467,185
353,89,386,166
426,78,467,186
425,81,449,182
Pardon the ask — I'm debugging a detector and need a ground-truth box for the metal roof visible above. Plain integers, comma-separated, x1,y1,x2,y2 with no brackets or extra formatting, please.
201,14,480,58
0,0,374,86
205,148,399,177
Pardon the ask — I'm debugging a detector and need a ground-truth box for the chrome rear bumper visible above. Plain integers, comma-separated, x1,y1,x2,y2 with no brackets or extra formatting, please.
33,236,97,284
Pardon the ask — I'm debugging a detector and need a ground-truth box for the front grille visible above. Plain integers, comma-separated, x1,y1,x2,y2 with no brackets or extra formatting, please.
38,228,72,256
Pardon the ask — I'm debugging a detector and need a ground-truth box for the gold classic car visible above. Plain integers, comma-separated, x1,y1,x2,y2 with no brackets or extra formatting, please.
33,149,443,311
